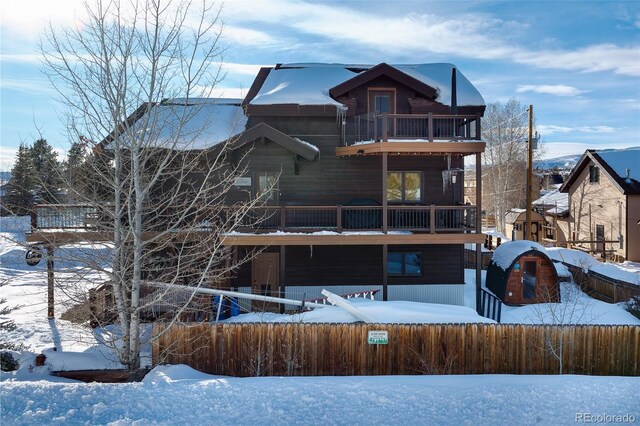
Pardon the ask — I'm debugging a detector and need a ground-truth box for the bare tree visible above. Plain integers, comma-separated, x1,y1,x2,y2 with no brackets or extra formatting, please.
482,99,540,234
40,0,264,369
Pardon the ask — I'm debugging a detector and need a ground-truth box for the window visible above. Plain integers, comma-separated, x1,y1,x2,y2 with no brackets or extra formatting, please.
257,173,278,204
387,171,422,203
375,95,390,113
589,165,600,183
388,252,422,276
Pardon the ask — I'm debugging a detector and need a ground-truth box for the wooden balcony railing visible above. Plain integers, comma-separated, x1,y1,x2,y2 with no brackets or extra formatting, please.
342,112,482,145
232,205,478,233
30,204,478,234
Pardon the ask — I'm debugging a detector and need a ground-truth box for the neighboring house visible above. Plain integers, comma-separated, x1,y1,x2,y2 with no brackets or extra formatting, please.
559,147,640,262
532,187,570,243
28,62,487,309
504,208,545,242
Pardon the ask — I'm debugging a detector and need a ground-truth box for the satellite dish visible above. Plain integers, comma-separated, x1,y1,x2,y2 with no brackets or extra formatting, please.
25,247,43,266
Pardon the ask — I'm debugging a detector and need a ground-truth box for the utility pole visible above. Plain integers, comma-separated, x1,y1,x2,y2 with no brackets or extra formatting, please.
525,105,533,241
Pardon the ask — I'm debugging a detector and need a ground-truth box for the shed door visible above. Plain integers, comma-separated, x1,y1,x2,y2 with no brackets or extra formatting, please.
522,260,537,300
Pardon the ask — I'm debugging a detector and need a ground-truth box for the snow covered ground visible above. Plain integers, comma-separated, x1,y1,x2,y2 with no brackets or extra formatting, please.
2,364,639,425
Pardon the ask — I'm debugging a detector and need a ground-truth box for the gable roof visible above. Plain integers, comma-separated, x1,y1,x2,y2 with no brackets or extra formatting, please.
330,62,438,100
102,98,247,151
560,147,640,195
228,123,320,162
244,63,485,108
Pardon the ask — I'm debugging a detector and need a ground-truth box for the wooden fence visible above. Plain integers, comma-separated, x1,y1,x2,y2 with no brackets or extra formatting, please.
463,249,492,269
152,323,640,377
563,263,640,303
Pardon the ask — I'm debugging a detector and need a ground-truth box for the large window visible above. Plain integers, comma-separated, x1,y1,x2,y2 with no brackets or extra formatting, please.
387,171,422,203
257,173,278,204
387,252,422,276
589,165,600,183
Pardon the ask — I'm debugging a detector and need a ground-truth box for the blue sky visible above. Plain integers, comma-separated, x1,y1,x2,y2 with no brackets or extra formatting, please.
1,0,639,168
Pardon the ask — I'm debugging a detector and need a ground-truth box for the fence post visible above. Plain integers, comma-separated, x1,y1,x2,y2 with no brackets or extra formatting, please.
336,205,342,232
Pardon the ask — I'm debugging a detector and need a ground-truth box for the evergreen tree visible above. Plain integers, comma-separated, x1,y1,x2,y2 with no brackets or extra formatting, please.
63,140,89,201
29,138,64,203
5,144,37,214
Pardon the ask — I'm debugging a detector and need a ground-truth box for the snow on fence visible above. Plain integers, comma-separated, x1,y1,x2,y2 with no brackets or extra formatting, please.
562,263,640,303
152,323,640,377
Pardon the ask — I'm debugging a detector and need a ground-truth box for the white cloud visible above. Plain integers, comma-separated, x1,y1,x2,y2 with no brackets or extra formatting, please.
0,78,55,95
515,44,640,77
538,124,615,135
223,0,640,77
541,141,639,159
222,26,276,46
516,84,586,96
220,62,267,77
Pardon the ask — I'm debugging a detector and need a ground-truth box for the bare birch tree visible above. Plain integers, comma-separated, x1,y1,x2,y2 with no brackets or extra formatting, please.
482,99,539,234
40,0,263,369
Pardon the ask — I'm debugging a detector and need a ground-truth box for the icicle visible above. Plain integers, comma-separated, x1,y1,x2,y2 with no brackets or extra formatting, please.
442,169,451,194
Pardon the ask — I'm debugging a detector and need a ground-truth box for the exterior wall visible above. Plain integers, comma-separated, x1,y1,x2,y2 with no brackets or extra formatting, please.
504,211,545,242
228,116,464,207
503,255,558,305
627,195,640,261
568,159,626,259
231,245,464,289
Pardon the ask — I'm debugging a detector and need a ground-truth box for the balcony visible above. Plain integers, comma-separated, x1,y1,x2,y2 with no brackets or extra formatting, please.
27,204,484,246
342,113,482,145
30,204,477,233
231,205,477,233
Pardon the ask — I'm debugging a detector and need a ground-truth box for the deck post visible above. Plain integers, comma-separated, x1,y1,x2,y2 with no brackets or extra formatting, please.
336,205,342,232
428,113,434,142
475,152,482,314
382,152,388,233
47,245,55,319
382,244,388,301
279,245,286,314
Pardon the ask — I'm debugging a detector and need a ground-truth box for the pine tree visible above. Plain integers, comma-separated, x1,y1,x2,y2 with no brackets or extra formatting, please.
29,138,64,203
63,140,89,201
5,144,37,214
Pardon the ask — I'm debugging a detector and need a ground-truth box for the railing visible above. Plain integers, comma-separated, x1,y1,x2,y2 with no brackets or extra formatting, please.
343,112,481,145
30,204,107,230
232,205,477,233
478,288,502,323
31,204,478,234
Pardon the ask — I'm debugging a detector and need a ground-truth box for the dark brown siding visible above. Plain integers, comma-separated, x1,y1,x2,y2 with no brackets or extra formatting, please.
226,117,464,206
230,244,463,288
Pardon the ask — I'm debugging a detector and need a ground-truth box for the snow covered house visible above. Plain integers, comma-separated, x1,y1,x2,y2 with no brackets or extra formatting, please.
559,147,640,262
27,62,488,312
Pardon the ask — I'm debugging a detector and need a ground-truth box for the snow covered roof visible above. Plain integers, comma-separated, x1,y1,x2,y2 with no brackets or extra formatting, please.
595,147,640,183
248,63,484,107
395,63,484,106
561,147,640,195
117,98,247,150
491,240,548,270
250,66,357,106
533,189,569,216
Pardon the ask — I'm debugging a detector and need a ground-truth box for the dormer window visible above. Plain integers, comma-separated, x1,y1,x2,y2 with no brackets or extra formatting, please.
589,165,600,183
